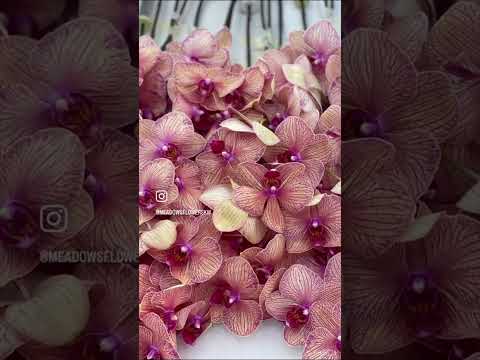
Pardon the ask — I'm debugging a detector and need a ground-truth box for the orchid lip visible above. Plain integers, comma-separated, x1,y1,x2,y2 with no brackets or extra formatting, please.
146,345,159,360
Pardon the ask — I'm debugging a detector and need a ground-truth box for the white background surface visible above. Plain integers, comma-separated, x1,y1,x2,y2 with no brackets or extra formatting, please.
178,319,304,359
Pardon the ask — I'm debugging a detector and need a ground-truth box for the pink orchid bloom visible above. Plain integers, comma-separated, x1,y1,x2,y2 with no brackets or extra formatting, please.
207,256,262,336
139,111,206,167
318,105,341,167
263,116,331,187
149,215,222,284
140,285,192,332
139,36,172,119
258,85,320,131
138,158,178,224
176,300,212,345
284,194,341,253
172,94,230,134
219,231,259,259
171,159,204,211
231,162,314,233
169,28,229,67
173,62,245,111
303,303,341,360
140,261,180,301
196,128,266,186
289,20,340,76
265,264,328,346
257,48,293,91
224,67,265,110
0,129,92,287
140,312,180,360
240,234,286,285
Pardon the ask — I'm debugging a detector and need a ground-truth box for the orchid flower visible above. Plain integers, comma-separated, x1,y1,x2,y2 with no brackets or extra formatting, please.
139,112,206,167
284,194,341,254
231,162,314,233
263,116,331,187
148,215,222,285
196,128,266,186
265,264,328,346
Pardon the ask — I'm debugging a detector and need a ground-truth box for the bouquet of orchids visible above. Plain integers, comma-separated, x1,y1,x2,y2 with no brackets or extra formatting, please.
139,20,341,360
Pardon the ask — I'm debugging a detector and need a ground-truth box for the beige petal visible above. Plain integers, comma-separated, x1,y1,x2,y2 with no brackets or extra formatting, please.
212,200,248,232
140,220,177,250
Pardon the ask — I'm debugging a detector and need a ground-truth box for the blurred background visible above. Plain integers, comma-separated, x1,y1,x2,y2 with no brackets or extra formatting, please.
139,0,341,66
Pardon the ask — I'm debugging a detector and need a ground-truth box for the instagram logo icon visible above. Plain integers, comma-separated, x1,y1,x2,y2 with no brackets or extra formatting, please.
155,190,168,203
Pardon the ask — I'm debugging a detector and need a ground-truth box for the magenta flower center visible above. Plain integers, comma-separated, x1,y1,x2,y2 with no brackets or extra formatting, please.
263,169,282,195
84,172,107,206
146,345,159,359
0,201,39,249
401,272,443,338
253,263,274,285
286,305,310,329
198,78,214,96
312,51,329,70
210,284,240,308
308,218,327,248
278,150,301,163
268,112,287,130
174,176,184,191
210,140,225,154
166,243,192,266
335,334,341,351
161,309,178,331
182,315,207,345
55,93,98,137
224,91,246,109
138,189,157,210
158,143,180,162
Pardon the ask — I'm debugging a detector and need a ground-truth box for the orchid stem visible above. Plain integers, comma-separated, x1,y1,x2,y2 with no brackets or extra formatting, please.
277,0,283,46
301,0,307,30
246,4,252,67
194,0,204,27
225,0,237,28
150,0,162,38
260,0,267,30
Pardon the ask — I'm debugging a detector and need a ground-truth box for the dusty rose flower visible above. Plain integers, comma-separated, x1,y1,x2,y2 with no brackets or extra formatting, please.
0,129,92,286
289,20,340,76
148,215,222,284
139,262,181,302
207,256,262,336
284,194,341,253
265,264,327,346
224,67,265,110
173,62,244,111
231,162,314,233
303,303,341,360
257,49,293,92
168,28,229,67
140,285,192,332
196,128,266,186
345,215,480,353
240,234,286,285
176,300,212,345
258,85,320,131
138,158,178,224
263,116,331,187
139,36,172,119
140,312,179,360
0,18,136,149
343,139,415,258
139,112,206,167
343,29,456,198
170,159,204,211
172,94,230,134
73,130,137,254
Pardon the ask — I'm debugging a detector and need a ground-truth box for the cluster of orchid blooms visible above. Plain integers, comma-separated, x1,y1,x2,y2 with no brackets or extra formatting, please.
139,20,341,359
